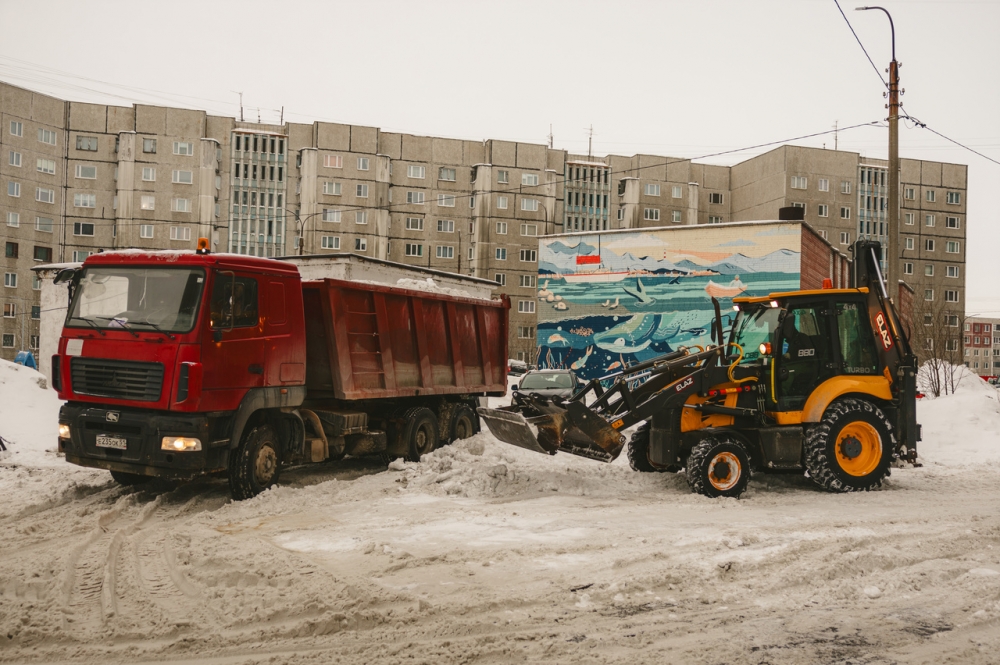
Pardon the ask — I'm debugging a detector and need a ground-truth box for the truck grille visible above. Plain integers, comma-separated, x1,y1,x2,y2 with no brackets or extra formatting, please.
71,358,164,402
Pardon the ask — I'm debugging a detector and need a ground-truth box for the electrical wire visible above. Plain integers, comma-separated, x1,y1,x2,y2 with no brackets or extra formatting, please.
833,0,889,89
902,113,1000,168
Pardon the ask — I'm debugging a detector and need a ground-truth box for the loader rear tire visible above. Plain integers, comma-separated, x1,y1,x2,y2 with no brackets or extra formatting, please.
627,423,679,473
402,407,439,462
804,398,893,493
450,405,479,443
686,436,751,498
228,424,281,500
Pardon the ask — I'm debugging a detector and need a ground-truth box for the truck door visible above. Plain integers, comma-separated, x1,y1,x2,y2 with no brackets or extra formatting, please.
776,304,835,411
200,271,266,408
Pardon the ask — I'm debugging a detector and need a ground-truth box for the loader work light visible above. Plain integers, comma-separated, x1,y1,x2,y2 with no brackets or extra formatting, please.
759,342,772,356
161,436,202,452
59,424,71,440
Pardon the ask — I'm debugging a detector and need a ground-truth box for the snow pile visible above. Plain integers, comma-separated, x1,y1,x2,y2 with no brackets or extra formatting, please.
0,358,63,466
395,277,476,300
917,368,1000,467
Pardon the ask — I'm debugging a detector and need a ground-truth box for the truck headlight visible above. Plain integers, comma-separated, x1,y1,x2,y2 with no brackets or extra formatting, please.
59,424,71,440
161,436,202,452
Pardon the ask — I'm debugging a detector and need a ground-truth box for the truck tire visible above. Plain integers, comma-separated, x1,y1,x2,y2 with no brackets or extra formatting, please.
228,424,281,500
627,423,679,473
402,407,439,462
450,405,479,443
686,436,752,498
110,470,152,486
804,398,893,492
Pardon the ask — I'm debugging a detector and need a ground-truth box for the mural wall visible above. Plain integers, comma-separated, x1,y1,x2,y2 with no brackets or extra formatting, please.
535,222,803,380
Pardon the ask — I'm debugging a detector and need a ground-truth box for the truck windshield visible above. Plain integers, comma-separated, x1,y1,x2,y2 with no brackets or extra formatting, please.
66,267,206,333
729,305,782,363
520,372,575,389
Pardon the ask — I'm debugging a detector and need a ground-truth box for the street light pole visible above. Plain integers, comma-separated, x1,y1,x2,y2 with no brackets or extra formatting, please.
857,5,900,300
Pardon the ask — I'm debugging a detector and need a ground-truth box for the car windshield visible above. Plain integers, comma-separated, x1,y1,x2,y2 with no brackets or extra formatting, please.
66,267,206,333
729,305,782,363
519,372,575,389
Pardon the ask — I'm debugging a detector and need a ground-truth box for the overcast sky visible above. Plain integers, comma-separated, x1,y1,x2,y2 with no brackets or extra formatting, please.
2,0,997,312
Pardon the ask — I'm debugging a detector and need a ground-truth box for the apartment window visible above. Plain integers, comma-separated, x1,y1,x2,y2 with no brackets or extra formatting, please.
518,300,535,314
945,290,960,303
837,207,850,220
355,238,367,251
790,176,807,189
321,236,340,250
399,164,425,180
7,182,20,197
520,275,536,288
495,195,508,210
905,237,914,250
520,249,537,262
38,128,57,145
323,209,341,223
73,194,96,208
35,217,53,233
468,246,473,261
4,273,16,288
924,264,934,277
947,265,960,278
171,169,193,184
436,245,455,259
946,216,960,229
496,221,508,235
169,226,191,241
140,224,154,239
497,170,509,184
840,232,850,245
173,141,194,156
522,173,539,186
947,191,961,205
521,198,539,212
36,188,55,204
946,339,959,352
438,194,456,207
925,239,935,252
904,212,914,225
671,185,682,198
76,136,98,151
352,184,368,198
141,167,156,181
924,289,934,301
946,241,960,254
496,248,507,261
792,202,805,213
517,326,535,339
438,167,456,181
644,208,660,221
142,138,156,153
903,187,914,200
709,192,724,205
926,189,936,202
4,242,16,258
925,214,935,227
405,217,423,231
644,183,660,196
75,164,97,179
709,215,723,224
671,210,682,223
37,159,56,174
429,219,452,234
617,208,624,221
171,198,190,213
323,181,342,196
9,121,22,137
841,181,852,194
495,273,506,286
817,204,829,218
357,157,370,171
356,211,368,224
818,178,829,192
406,191,425,205
903,262,913,275
1,334,13,348
946,315,959,327
140,195,155,210
8,151,21,167
324,155,343,168
405,243,423,257
520,223,537,236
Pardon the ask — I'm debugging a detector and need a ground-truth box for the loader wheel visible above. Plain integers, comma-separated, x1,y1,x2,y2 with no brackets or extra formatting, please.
686,437,751,498
450,405,479,443
627,423,679,473
228,424,281,500
402,407,439,462
804,398,893,492
110,470,152,486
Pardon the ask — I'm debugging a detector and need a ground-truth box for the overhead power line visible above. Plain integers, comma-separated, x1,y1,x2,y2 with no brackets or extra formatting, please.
833,0,889,89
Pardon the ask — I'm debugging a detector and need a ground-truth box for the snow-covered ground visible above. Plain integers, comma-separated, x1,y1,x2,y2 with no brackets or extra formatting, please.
2,359,1000,664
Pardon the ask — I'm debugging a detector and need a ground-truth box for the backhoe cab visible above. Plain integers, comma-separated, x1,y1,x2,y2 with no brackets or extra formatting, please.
478,239,920,498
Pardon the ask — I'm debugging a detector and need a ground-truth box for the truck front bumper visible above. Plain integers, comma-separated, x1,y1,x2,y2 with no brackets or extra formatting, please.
59,403,229,480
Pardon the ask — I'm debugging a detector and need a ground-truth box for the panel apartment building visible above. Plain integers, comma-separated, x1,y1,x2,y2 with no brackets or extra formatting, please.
1,81,968,363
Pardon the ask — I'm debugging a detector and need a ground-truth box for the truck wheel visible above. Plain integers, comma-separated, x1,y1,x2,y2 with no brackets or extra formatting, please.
686,436,751,498
228,424,281,500
450,405,479,443
804,398,893,492
627,423,679,473
110,470,152,486
402,407,439,462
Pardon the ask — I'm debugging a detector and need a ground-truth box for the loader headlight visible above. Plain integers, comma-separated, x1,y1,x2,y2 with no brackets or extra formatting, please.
161,436,202,452
759,342,772,356
59,424,71,440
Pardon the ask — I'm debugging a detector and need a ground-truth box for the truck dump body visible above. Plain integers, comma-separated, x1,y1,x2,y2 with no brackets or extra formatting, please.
302,278,509,400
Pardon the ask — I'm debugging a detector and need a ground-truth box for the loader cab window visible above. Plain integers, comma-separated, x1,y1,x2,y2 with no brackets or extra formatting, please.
729,305,781,363
210,274,259,329
776,305,834,411
836,301,879,374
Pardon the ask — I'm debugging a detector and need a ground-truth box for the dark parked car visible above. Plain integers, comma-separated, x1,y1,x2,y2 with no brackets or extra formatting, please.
507,359,529,376
512,369,582,405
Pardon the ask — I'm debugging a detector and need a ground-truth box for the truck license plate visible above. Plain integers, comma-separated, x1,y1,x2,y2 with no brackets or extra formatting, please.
96,435,127,450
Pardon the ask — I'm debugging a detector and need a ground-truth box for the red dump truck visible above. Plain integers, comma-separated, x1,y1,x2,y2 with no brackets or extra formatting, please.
51,248,509,499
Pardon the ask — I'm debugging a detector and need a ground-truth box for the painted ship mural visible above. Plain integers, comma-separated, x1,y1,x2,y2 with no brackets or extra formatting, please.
534,222,805,381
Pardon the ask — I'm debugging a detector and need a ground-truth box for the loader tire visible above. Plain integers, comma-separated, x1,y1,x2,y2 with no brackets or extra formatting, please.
110,470,152,486
627,423,679,473
228,424,281,500
402,407,439,462
804,398,893,493
450,405,479,443
686,436,751,498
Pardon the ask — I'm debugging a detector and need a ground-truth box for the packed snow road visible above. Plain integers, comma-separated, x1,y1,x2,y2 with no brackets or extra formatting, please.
2,361,1000,664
